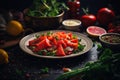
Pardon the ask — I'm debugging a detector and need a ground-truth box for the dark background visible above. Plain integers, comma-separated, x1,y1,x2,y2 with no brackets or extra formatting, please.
0,0,120,15
0,1,119,80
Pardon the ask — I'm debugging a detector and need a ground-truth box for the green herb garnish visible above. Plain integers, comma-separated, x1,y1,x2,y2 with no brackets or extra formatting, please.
41,67,49,73
46,31,53,36
73,43,85,53
35,34,40,38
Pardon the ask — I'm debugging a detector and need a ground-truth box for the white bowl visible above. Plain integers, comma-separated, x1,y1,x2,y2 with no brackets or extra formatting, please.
62,19,81,30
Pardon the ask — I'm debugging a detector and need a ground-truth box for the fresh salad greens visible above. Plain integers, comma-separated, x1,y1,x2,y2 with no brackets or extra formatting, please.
56,48,120,80
27,0,69,17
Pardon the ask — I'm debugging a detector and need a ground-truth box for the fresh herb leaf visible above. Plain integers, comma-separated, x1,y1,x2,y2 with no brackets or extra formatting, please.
35,34,40,38
73,43,85,53
46,31,53,36
41,67,49,73
72,34,77,39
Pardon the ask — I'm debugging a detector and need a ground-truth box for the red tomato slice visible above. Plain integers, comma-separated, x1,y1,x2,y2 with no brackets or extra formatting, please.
64,39,78,49
28,38,41,46
71,39,78,43
60,33,67,39
39,36,47,41
56,44,66,56
47,36,53,41
53,32,64,39
52,38,57,45
29,40,36,46
57,40,67,48
33,38,51,52
68,42,78,49
67,33,73,39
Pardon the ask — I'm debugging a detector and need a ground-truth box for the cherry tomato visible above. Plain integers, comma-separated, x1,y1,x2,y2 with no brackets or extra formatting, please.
81,14,96,28
67,0,80,19
97,8,115,25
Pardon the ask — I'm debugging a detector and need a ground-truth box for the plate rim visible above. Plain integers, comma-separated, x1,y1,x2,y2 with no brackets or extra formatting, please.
19,30,93,59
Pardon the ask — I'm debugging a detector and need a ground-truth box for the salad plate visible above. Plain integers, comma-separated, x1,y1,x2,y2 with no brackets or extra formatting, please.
19,30,93,59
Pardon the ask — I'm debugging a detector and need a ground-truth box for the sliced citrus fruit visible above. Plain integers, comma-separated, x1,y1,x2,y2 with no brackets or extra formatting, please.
0,49,9,64
6,20,24,36
86,26,107,37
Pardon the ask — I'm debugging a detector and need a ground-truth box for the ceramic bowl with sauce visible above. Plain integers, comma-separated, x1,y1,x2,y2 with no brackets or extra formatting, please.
62,19,81,30
99,33,120,52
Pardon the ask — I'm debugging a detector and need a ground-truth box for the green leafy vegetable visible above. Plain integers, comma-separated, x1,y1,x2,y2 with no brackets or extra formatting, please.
27,0,69,17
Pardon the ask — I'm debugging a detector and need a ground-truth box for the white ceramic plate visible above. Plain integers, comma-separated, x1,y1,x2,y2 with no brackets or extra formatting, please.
19,30,93,59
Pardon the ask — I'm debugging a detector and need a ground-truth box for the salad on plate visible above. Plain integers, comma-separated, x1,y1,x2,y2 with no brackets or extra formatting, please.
27,31,85,56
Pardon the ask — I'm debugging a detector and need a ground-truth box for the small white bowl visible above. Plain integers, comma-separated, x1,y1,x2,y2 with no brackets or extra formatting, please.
62,19,81,30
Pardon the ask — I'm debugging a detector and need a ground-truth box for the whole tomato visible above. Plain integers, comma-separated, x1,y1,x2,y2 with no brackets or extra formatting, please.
97,8,115,25
81,14,96,28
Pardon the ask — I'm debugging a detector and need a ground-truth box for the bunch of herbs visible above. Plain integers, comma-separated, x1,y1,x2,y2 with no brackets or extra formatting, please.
56,48,120,80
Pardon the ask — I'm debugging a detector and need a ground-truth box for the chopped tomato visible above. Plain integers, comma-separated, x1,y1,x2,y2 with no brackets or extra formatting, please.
57,40,67,48
29,39,36,46
39,36,47,41
28,31,84,56
71,39,78,43
67,33,73,39
59,33,67,39
56,44,66,56
33,38,51,52
68,42,78,49
52,38,57,45
28,38,40,46
64,39,78,49
47,36,53,41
